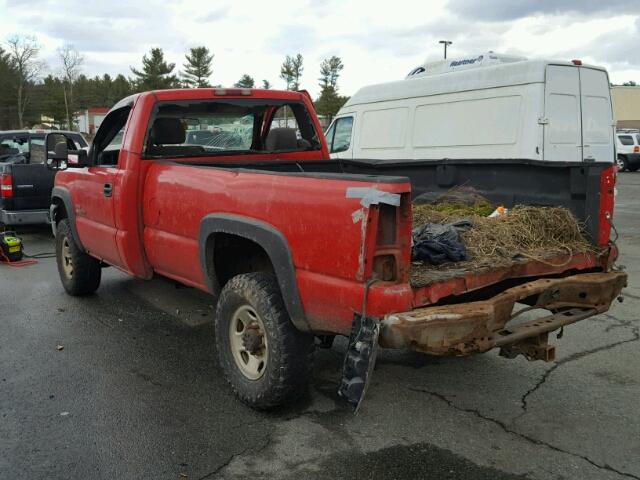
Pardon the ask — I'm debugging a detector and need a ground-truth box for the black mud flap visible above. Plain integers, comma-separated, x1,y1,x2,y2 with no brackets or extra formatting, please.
337,314,380,412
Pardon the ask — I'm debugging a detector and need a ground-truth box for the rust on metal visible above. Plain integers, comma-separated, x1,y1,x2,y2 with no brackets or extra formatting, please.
380,272,627,360
411,250,611,307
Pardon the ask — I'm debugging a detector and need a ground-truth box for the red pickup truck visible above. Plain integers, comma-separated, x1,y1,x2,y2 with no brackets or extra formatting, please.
47,88,626,409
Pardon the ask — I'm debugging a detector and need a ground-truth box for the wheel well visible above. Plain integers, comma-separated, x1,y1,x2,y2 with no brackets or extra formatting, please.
52,197,68,224
208,233,275,292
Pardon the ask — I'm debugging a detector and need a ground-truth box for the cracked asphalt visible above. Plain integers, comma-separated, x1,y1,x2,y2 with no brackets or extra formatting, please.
1,174,639,480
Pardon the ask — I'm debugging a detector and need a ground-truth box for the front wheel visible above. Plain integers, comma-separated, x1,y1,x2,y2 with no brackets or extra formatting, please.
617,155,628,172
56,219,101,295
215,272,314,409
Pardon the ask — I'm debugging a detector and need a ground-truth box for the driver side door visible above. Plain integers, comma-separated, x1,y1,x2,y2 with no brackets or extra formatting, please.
72,108,130,267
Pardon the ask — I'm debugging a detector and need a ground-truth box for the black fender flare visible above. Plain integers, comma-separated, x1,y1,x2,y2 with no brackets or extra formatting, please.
51,186,84,252
199,214,309,332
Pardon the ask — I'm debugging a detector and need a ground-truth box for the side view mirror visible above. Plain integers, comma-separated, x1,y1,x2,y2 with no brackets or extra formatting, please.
46,143,88,170
46,142,68,170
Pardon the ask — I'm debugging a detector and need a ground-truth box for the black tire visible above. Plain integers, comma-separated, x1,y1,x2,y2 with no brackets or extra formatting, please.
215,272,314,409
56,219,101,296
617,155,628,172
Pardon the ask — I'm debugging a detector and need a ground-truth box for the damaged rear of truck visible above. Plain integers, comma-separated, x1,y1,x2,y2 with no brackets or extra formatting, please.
291,158,625,408
48,88,626,410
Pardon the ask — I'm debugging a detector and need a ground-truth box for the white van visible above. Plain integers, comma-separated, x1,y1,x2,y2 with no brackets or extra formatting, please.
326,53,615,164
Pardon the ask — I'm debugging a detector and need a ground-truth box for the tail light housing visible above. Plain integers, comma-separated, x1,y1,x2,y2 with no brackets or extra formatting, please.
634,146,639,153
598,166,616,246
0,174,13,199
368,196,412,283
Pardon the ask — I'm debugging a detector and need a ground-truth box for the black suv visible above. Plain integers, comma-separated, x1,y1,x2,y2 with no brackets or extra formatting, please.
0,130,88,225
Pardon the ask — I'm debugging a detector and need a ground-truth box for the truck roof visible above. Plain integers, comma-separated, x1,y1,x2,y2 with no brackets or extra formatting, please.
110,88,310,113
0,129,82,135
343,54,609,108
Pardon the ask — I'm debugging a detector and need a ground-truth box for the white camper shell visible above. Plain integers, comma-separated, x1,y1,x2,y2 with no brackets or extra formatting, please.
326,54,615,164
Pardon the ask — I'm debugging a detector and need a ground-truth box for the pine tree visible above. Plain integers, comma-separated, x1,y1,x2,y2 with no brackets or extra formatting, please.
111,74,133,104
280,54,303,90
315,56,347,121
234,74,255,88
182,46,213,88
319,56,343,90
131,48,179,91
261,79,272,89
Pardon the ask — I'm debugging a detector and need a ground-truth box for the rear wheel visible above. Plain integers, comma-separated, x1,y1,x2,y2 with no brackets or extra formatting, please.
215,272,314,409
617,155,628,172
56,219,101,295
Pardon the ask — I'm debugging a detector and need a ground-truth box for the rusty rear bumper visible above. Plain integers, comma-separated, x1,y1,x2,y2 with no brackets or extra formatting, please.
379,272,627,360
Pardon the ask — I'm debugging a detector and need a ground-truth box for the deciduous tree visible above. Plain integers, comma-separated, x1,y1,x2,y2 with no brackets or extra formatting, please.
58,44,83,130
0,46,19,129
7,35,45,128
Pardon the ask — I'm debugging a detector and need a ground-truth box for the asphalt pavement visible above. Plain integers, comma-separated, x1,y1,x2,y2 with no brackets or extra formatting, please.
1,174,639,480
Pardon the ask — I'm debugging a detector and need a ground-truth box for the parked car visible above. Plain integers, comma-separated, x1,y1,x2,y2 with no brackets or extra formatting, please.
47,88,624,410
0,130,87,225
615,129,640,172
326,53,614,165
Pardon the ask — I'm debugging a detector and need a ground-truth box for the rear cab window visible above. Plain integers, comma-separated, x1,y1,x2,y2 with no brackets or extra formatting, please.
0,134,29,161
618,135,635,146
143,99,321,159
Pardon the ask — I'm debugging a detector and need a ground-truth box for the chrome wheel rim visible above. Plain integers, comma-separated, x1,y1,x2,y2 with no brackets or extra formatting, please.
616,158,625,170
61,238,74,278
229,305,268,380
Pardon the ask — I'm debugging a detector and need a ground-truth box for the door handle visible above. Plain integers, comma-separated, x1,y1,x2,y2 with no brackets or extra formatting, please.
103,183,113,197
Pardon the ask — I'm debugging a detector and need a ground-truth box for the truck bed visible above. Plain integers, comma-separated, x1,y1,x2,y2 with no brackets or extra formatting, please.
183,156,613,301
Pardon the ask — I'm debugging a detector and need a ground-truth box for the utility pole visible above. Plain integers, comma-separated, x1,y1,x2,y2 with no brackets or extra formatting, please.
439,40,452,59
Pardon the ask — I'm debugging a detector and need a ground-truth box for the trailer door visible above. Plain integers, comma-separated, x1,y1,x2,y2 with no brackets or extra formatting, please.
544,65,582,162
579,68,614,163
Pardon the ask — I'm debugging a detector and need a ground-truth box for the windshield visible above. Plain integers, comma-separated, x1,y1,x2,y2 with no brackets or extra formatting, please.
144,99,321,158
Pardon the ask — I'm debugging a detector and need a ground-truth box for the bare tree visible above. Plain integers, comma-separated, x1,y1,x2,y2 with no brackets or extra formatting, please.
58,44,84,130
7,35,44,128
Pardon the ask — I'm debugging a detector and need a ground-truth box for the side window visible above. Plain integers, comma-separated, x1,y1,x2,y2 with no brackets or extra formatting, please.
330,116,353,153
93,107,131,166
618,135,634,146
46,133,75,153
271,105,300,136
264,104,320,152
29,137,46,164
325,123,335,149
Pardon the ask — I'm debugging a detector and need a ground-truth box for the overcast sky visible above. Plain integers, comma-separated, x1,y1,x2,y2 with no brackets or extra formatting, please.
1,0,640,99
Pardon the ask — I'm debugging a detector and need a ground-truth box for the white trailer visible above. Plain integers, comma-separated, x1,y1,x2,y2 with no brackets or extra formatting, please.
326,53,615,164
